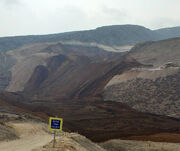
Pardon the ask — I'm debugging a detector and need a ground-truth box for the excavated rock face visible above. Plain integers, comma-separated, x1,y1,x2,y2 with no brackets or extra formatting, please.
23,54,141,100
4,41,124,93
1,34,180,144
129,38,180,66
103,67,180,119
102,38,180,119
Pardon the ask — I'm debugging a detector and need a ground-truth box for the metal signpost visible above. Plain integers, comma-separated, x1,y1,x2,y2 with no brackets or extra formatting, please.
49,117,63,148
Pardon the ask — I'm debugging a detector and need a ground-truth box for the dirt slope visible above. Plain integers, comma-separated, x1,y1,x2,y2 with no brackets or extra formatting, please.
101,139,180,151
0,122,18,141
103,66,180,118
129,38,180,66
33,133,105,151
23,55,139,100
0,120,106,151
6,42,123,93
0,121,52,151
1,92,180,143
103,38,180,119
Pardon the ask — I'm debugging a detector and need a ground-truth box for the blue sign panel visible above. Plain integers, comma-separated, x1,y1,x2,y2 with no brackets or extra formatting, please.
51,119,61,129
49,117,63,131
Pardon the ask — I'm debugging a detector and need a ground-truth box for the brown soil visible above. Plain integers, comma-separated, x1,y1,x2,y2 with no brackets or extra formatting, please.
121,133,180,143
0,93,180,143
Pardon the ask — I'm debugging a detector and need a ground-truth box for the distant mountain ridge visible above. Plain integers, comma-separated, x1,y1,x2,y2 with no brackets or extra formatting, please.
1,24,180,52
155,26,180,39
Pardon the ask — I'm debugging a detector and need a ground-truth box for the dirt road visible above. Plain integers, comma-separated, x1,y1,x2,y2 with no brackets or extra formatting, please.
0,122,53,151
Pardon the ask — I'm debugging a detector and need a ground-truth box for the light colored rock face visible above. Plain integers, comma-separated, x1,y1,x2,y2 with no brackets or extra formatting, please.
100,139,180,151
129,38,180,67
106,66,180,88
0,121,52,151
7,54,54,92
6,43,60,92
5,40,128,92
103,66,180,119
61,40,133,52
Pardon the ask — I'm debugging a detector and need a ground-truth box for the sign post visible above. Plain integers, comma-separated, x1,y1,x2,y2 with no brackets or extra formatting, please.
53,130,56,148
49,117,63,148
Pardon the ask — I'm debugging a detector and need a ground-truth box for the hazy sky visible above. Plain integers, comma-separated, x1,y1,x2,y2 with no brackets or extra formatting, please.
0,0,180,37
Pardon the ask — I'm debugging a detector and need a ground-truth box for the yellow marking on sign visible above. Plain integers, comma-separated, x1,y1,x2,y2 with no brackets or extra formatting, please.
49,117,63,132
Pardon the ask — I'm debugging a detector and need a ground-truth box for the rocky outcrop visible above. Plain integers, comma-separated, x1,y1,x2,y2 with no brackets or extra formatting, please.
23,54,141,100
103,68,180,119
129,38,180,66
